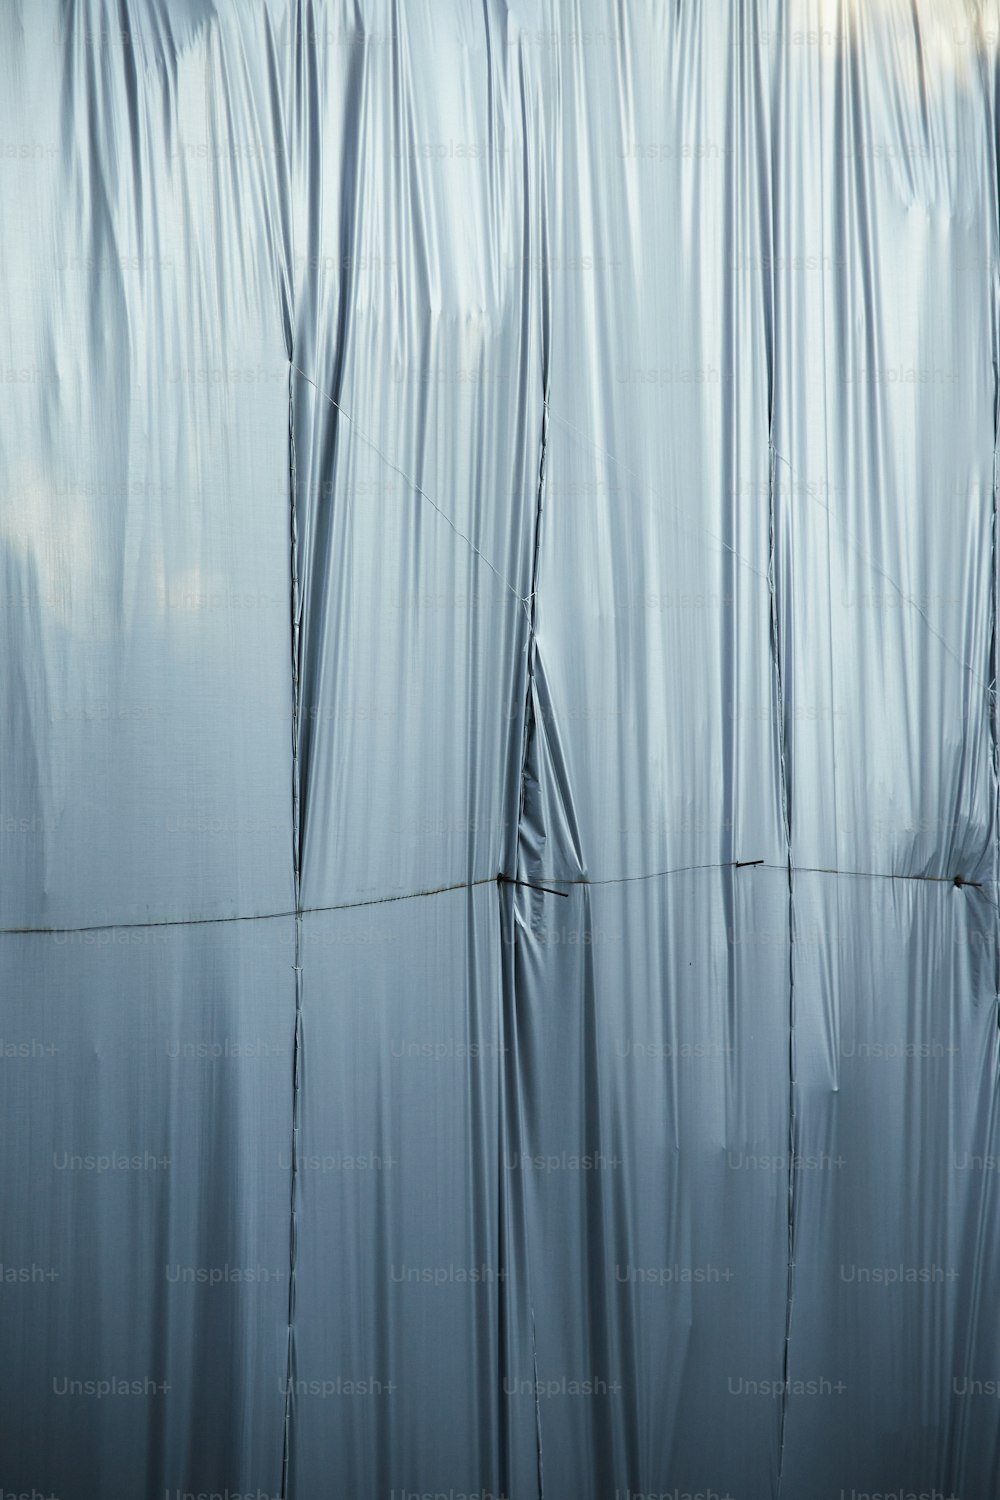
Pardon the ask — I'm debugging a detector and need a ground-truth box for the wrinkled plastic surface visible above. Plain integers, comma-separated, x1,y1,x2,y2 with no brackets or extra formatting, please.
1,2,999,1497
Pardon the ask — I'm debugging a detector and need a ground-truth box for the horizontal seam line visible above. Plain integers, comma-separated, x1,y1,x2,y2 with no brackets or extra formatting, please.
530,863,997,890
1,877,500,936
5,865,994,935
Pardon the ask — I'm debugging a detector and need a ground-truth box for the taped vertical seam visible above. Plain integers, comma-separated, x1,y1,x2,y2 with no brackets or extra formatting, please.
281,362,303,1500
768,430,797,1497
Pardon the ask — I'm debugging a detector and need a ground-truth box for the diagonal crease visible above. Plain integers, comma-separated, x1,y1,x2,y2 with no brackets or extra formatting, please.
290,362,531,622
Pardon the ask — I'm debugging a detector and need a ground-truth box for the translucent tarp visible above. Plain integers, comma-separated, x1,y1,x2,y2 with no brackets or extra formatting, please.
2,3,999,1496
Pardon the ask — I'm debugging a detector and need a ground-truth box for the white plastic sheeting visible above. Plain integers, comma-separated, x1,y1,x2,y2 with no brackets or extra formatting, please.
2,2,999,1496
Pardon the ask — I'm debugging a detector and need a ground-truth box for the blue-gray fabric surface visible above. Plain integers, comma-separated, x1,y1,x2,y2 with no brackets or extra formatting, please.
1,3,999,1497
